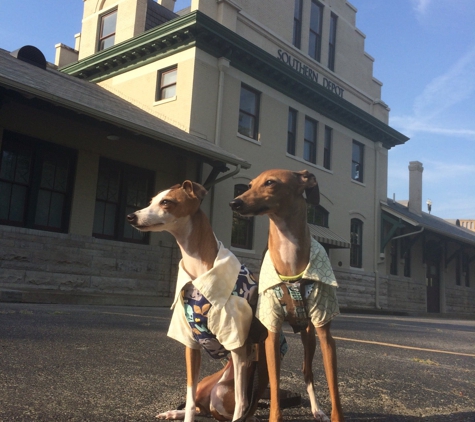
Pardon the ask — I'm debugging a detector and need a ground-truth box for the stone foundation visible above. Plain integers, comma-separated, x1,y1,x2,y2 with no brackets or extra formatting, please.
0,225,179,306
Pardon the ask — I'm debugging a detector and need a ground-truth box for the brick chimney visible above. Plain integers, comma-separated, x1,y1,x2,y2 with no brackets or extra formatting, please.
157,0,176,11
408,161,423,216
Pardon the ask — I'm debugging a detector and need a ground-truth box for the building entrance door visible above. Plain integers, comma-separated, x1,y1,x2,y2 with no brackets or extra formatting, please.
425,242,441,313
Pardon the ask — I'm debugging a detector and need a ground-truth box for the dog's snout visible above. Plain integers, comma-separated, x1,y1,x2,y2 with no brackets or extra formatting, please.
126,213,137,224
229,199,244,211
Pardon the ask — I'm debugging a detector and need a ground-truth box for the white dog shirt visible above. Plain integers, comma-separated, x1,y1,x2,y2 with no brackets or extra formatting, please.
168,242,255,353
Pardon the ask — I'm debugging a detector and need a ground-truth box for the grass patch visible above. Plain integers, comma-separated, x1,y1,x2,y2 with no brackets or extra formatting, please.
412,357,439,366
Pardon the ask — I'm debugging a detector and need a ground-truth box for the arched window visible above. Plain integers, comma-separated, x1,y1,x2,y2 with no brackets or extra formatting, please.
231,184,254,249
350,218,363,268
307,205,329,227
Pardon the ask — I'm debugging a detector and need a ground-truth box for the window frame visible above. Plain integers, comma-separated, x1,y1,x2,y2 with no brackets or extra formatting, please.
293,0,303,49
238,84,261,140
0,131,76,233
462,253,470,287
328,12,338,71
403,236,412,277
156,65,178,101
231,184,254,250
308,0,323,62
390,236,399,276
350,218,363,268
304,117,317,164
323,125,332,170
92,158,154,244
287,108,298,155
307,204,329,227
98,9,118,52
352,140,364,183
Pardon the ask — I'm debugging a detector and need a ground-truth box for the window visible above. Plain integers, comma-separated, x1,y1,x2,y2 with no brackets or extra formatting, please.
98,9,117,51
304,117,317,164
403,237,412,277
324,126,332,170
93,159,154,243
350,218,363,268
293,0,303,49
238,85,260,140
287,108,298,155
157,66,177,101
0,131,76,233
463,254,470,287
456,253,462,286
307,205,328,227
352,141,364,182
231,184,254,249
309,1,323,62
328,13,338,71
390,238,398,276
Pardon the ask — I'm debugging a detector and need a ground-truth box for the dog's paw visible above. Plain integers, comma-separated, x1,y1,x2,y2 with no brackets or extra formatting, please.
313,410,330,422
156,409,186,420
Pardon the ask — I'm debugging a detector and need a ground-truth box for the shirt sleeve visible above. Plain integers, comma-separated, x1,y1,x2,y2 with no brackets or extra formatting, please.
207,295,253,351
167,298,200,350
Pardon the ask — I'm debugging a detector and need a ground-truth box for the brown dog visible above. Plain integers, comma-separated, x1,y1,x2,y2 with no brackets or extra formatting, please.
230,169,344,422
128,181,266,422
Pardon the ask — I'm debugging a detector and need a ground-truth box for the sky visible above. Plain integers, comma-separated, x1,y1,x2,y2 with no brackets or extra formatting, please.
1,0,474,219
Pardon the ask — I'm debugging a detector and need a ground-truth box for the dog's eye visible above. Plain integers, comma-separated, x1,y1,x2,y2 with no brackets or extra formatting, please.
264,180,274,186
160,199,172,206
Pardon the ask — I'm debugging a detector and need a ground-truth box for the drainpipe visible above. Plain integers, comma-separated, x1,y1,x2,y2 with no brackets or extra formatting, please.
215,57,230,146
209,57,234,226
391,227,424,241
374,142,382,309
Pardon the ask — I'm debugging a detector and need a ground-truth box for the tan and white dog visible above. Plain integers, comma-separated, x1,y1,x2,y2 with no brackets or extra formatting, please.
127,181,266,422
230,169,344,422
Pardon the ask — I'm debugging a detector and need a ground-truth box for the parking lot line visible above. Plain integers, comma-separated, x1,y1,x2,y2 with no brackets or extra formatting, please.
332,336,475,357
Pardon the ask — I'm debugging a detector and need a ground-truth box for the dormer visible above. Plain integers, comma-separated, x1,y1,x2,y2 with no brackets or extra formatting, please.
77,0,177,60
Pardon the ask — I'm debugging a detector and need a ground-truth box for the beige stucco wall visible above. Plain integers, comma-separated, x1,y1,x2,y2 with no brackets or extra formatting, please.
44,0,401,308
191,0,388,121
98,49,196,135
80,0,150,60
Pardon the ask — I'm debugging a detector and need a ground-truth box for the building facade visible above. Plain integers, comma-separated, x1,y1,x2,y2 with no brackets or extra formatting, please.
1,0,473,314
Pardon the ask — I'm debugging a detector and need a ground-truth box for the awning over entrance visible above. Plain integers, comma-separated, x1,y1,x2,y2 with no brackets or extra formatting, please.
381,201,475,247
0,49,250,171
308,224,350,249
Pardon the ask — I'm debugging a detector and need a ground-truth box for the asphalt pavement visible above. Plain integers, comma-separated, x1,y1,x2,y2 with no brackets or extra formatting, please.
1,303,474,422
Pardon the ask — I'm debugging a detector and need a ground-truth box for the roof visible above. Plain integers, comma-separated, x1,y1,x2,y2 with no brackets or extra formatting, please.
0,48,250,169
308,224,351,249
61,11,409,150
382,200,475,247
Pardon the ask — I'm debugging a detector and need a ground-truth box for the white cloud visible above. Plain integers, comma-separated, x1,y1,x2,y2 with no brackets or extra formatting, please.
422,160,475,183
412,44,475,120
389,116,475,140
411,0,432,15
390,43,475,140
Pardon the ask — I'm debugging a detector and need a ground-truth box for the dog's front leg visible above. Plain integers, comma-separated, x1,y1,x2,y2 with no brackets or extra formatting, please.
265,330,283,422
184,346,201,422
230,345,248,421
156,347,201,421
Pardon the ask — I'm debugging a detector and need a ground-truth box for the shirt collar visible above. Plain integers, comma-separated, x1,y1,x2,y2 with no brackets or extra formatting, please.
171,241,242,310
259,237,338,293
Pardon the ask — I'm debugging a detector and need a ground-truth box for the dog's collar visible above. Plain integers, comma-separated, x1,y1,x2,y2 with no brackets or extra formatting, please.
278,271,304,283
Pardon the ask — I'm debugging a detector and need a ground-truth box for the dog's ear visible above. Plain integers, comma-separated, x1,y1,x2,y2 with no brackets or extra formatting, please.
182,180,208,201
293,170,320,206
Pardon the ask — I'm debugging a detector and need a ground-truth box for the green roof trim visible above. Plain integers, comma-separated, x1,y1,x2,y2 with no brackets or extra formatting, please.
61,11,408,149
